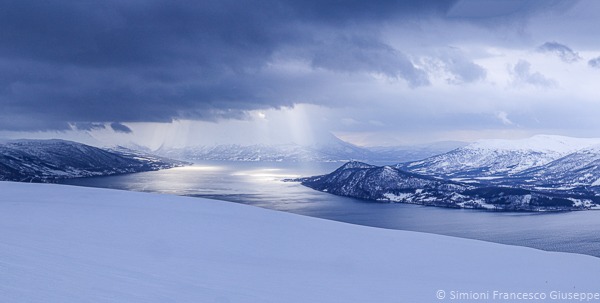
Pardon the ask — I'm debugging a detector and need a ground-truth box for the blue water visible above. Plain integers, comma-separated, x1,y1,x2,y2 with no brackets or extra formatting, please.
60,161,600,258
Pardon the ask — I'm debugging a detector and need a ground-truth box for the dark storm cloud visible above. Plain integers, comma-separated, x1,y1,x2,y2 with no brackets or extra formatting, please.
110,122,133,134
537,42,581,63
71,123,106,131
447,0,574,19
0,0,576,131
0,0,458,131
310,36,430,87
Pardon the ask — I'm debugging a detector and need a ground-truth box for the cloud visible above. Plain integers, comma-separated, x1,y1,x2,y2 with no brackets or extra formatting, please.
448,0,534,18
510,60,557,88
496,111,513,126
589,57,600,68
71,122,106,131
340,118,360,126
537,41,581,63
446,0,577,23
310,37,429,87
435,48,487,84
0,0,457,131
0,0,595,135
110,122,132,134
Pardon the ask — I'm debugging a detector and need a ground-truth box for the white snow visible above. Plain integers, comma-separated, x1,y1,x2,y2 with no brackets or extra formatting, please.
474,176,503,180
407,160,425,167
382,192,413,202
450,178,480,183
466,134,600,154
2,182,600,302
409,135,600,177
534,186,576,191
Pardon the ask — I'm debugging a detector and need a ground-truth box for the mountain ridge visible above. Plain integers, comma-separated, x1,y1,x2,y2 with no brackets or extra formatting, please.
297,161,599,211
0,139,186,182
155,137,464,163
400,135,600,178
297,135,600,211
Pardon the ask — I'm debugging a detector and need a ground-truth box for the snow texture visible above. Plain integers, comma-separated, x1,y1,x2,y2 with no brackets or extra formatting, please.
403,135,600,178
0,139,185,182
519,144,600,187
157,136,374,162
465,135,600,154
2,182,600,302
299,162,591,211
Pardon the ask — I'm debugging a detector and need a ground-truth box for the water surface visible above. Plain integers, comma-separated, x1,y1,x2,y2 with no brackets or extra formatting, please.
60,161,600,258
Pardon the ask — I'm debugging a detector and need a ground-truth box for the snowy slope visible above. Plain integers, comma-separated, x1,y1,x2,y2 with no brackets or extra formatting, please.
367,141,467,162
519,144,600,188
2,182,600,302
299,161,475,207
0,139,186,182
464,135,600,153
403,135,600,178
299,162,597,211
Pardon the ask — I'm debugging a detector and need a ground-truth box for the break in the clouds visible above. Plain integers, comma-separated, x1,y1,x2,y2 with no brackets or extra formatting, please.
537,41,581,63
1,0,600,145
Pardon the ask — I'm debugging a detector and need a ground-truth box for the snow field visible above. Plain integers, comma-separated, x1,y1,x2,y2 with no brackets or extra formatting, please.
2,182,600,302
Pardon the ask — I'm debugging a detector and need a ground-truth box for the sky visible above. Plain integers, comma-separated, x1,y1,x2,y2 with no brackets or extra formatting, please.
1,0,600,148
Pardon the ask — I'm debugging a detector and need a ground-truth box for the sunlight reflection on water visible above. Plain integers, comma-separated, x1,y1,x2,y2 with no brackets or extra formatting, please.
60,161,600,258
170,165,225,171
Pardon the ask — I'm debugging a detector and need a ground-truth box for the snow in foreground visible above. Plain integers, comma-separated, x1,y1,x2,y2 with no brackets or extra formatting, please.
2,182,600,303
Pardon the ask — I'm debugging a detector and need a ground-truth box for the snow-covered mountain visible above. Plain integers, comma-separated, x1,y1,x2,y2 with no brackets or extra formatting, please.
297,161,597,211
401,135,600,178
517,144,600,188
299,161,471,202
366,141,467,162
291,135,600,210
158,134,375,162
158,143,372,162
0,139,186,182
157,134,466,163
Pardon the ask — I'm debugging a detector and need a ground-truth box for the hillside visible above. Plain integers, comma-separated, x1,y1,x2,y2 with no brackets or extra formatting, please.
401,135,600,178
298,161,599,211
518,144,600,189
2,182,600,302
0,139,186,182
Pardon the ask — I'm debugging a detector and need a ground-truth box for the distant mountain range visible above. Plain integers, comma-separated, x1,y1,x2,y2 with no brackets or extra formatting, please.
297,135,600,211
0,139,186,182
158,142,372,162
8,135,600,211
515,145,600,189
156,134,464,163
366,141,467,162
400,135,600,178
